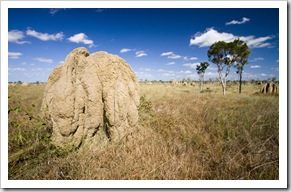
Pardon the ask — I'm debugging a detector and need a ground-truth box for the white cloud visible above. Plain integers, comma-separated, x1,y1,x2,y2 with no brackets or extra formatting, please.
261,73,274,77
50,8,67,15
180,70,192,74
183,56,198,61
67,33,95,47
162,73,175,77
168,54,182,59
240,36,272,48
8,67,26,72
120,48,131,53
250,65,261,68
26,29,64,41
8,30,30,44
226,17,250,25
166,62,175,65
135,71,153,78
250,57,264,62
161,52,173,56
8,52,22,59
136,51,147,58
34,57,53,63
31,68,43,71
183,63,200,68
190,28,273,48
59,61,64,64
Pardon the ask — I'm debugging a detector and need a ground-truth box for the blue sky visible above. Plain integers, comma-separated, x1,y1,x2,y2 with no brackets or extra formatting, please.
8,8,279,82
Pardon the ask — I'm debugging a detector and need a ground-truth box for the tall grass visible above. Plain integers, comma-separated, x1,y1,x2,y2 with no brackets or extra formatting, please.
8,83,279,180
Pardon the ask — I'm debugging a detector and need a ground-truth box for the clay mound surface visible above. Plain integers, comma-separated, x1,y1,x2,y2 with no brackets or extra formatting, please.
41,47,140,149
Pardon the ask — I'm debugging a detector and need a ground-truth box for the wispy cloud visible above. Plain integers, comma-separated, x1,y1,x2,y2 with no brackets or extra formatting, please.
250,57,264,62
161,52,173,56
135,71,153,78
190,28,273,48
162,73,175,77
226,17,250,25
184,56,198,61
34,57,53,63
120,48,132,53
8,30,30,44
183,63,200,68
166,62,175,65
50,8,67,15
168,54,182,59
180,70,192,74
26,29,64,41
96,8,107,13
136,51,147,58
67,33,95,48
8,52,22,59
261,73,274,77
250,65,261,68
8,67,26,72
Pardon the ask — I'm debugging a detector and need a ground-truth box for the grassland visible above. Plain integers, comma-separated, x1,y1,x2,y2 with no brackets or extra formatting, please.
8,82,279,180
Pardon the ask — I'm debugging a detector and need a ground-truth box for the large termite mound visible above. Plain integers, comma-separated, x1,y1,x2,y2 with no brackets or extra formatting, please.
41,47,140,149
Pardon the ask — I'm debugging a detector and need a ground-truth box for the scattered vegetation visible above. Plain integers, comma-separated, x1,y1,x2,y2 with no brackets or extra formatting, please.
8,82,279,180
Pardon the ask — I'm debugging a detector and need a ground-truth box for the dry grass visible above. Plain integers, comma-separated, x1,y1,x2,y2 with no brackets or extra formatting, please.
8,82,279,180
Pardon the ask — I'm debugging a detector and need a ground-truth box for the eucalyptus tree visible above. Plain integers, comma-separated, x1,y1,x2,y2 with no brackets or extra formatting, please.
196,62,210,91
230,39,251,94
207,41,232,95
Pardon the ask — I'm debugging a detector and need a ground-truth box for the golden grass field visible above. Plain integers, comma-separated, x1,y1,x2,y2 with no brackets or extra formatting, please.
8,82,279,180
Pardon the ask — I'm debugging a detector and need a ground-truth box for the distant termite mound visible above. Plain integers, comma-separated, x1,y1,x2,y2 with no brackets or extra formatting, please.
41,47,140,149
261,82,279,94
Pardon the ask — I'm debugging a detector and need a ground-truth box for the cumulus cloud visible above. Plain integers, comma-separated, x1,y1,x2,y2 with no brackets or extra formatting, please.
34,57,53,63
183,63,200,68
166,62,175,65
190,28,273,48
250,65,261,68
8,52,22,59
26,29,64,41
136,51,147,57
226,17,250,25
8,30,30,44
67,33,95,47
120,48,131,53
161,52,173,56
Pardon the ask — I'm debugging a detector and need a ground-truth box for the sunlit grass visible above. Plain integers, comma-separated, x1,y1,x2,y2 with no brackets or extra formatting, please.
8,82,279,180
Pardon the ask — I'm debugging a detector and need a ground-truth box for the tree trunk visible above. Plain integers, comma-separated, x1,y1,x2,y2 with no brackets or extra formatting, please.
239,72,242,94
220,78,226,95
222,84,226,95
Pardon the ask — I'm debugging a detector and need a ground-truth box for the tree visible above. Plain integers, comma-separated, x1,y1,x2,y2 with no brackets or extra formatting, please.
230,39,251,94
207,41,232,95
196,62,210,91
